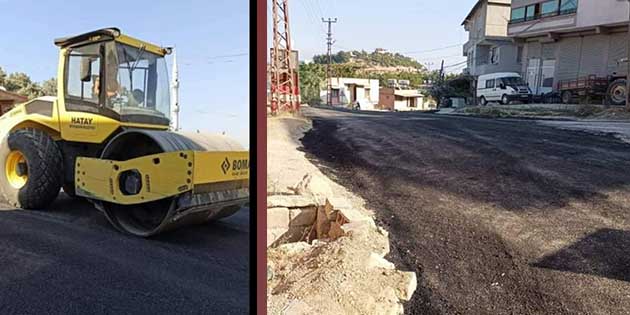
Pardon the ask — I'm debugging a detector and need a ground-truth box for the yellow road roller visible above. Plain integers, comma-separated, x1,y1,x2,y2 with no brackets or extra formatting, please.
0,28,249,237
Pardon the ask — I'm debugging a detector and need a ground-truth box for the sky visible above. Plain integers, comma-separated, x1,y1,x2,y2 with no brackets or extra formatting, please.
268,0,474,74
0,0,249,148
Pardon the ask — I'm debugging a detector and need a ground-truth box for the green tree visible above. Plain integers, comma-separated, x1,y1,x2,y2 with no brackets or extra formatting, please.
1,71,50,99
41,78,57,96
0,66,6,88
299,63,325,105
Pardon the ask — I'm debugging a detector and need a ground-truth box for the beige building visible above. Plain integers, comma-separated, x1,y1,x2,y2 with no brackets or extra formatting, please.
378,88,436,111
462,0,522,77
508,0,627,95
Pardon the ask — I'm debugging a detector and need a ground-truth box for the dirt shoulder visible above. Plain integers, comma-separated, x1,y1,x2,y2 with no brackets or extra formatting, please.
266,115,417,315
449,104,630,121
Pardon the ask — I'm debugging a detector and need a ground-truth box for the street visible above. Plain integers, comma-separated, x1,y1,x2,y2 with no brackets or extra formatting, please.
0,195,249,314
301,107,630,314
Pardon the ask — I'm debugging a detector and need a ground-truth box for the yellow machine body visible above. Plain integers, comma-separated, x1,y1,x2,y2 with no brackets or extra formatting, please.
76,151,249,205
0,28,249,237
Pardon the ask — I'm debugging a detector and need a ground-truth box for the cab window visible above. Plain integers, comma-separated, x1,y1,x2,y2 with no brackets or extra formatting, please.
66,44,101,104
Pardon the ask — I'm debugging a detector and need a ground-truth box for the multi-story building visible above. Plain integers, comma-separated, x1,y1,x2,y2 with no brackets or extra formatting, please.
462,0,522,77
508,0,628,95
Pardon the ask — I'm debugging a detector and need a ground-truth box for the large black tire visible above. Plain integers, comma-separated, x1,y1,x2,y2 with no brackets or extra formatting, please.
607,79,627,106
0,128,63,209
479,96,488,106
501,94,510,105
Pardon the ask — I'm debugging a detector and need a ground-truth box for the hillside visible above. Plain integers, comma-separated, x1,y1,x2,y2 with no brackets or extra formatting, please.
312,49,425,72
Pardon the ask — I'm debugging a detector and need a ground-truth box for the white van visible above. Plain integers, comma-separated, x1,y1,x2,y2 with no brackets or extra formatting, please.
477,72,531,105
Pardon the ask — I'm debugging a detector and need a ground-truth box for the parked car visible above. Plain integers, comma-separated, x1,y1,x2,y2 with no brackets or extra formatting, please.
477,72,531,105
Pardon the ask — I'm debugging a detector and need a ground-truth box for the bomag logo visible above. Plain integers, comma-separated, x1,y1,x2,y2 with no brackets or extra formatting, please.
232,159,249,171
221,157,249,176
69,117,96,130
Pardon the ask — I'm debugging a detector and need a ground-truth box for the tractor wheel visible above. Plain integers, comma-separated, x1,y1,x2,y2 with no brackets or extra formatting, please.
561,91,572,104
607,79,627,106
0,128,63,209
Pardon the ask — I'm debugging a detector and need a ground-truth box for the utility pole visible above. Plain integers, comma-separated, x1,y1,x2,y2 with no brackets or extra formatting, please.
439,59,445,84
322,18,337,106
270,0,299,114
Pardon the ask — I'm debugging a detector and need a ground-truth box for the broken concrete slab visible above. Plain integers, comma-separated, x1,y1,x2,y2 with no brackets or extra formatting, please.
394,271,418,301
267,195,317,208
367,252,395,270
267,207,290,229
289,207,317,227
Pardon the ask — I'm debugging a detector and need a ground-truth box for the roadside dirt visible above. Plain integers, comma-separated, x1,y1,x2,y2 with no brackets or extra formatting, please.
267,116,416,315
301,107,630,315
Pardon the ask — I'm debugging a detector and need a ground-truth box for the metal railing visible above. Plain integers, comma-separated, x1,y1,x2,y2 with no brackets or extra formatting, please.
509,7,577,24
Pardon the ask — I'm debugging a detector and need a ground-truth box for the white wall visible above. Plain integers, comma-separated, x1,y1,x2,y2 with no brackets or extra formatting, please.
576,0,628,28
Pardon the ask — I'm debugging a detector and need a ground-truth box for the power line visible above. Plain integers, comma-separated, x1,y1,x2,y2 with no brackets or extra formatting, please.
401,44,463,55
207,53,249,60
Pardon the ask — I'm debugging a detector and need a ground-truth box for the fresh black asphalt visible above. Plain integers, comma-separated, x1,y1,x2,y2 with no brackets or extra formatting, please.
0,194,249,314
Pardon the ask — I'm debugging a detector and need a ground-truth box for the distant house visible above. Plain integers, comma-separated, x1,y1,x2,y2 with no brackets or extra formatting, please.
461,0,522,77
0,88,27,115
320,77,379,110
379,88,436,111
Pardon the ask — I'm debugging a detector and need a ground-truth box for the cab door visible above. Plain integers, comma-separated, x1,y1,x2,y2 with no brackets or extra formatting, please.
58,42,121,144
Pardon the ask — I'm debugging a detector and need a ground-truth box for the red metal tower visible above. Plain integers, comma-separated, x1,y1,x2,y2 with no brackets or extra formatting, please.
269,0,299,114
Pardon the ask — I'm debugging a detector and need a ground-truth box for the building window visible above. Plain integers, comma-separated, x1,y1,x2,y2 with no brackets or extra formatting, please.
511,7,526,22
510,0,576,24
525,4,537,21
490,47,500,65
485,79,495,89
560,0,577,14
365,88,371,101
517,46,524,63
541,0,559,17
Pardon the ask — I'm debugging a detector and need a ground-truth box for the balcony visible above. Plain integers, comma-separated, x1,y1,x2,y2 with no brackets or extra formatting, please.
509,7,577,24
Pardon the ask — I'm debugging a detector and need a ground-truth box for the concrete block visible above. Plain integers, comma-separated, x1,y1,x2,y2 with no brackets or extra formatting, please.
395,271,417,301
267,195,317,208
337,207,374,226
340,221,372,234
289,207,317,227
267,207,290,229
302,174,334,199
326,197,352,213
367,252,395,270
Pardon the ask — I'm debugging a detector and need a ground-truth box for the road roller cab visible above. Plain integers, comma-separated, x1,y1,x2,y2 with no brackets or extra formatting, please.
0,28,249,236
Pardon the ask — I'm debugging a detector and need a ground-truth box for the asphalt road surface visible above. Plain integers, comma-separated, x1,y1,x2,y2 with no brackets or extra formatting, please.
0,194,249,314
301,107,630,315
